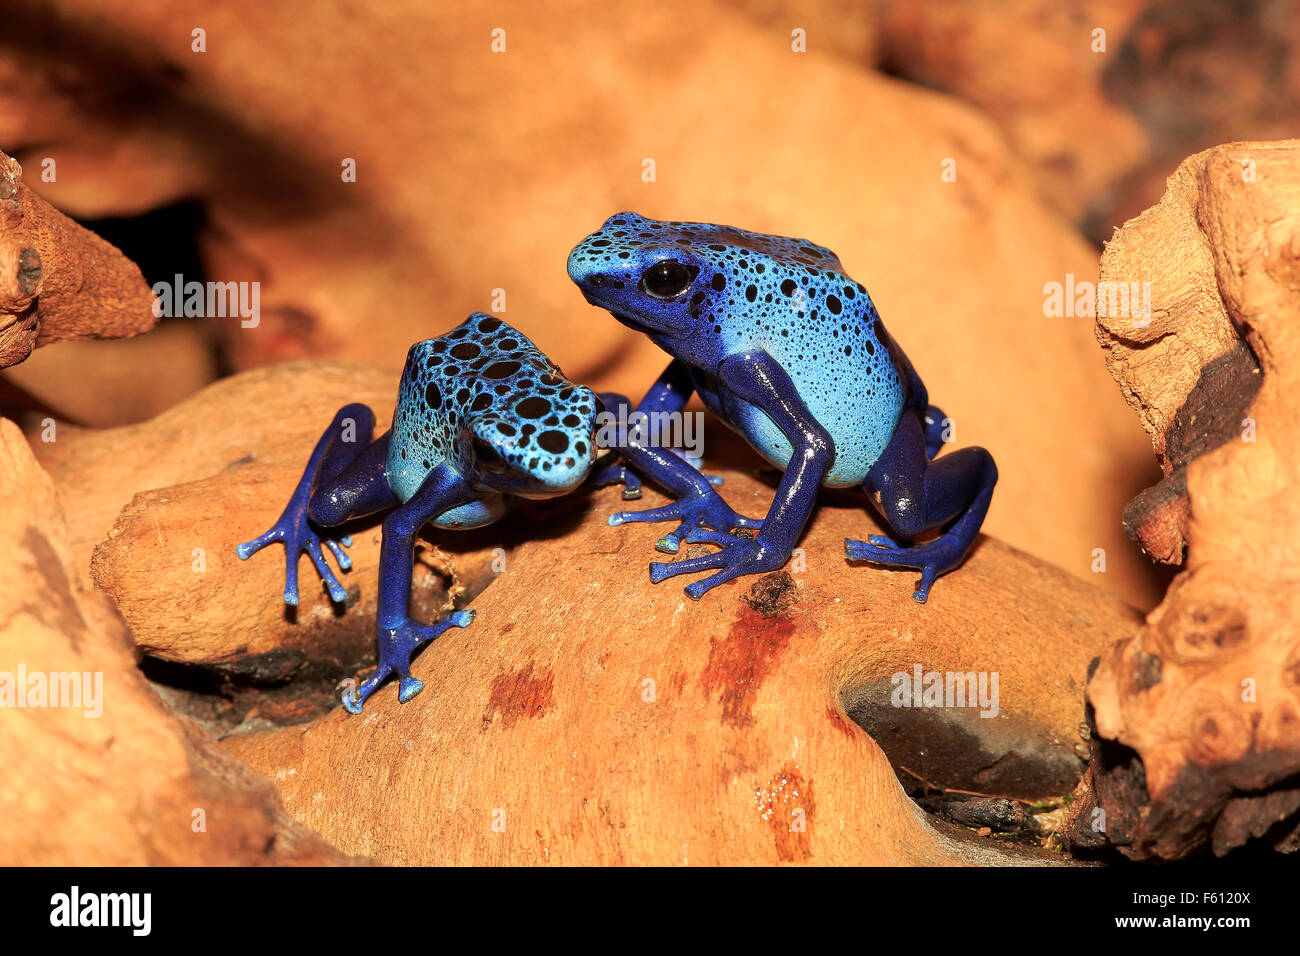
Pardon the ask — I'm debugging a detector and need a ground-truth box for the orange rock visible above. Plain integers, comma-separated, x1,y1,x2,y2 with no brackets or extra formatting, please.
224,469,1139,865
877,0,1151,224
0,417,353,864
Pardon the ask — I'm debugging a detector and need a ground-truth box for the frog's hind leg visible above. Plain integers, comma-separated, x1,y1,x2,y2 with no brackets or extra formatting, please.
236,403,394,605
844,409,996,603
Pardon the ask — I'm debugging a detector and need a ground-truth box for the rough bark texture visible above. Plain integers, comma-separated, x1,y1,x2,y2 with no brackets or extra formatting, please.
1063,141,1300,859
0,417,356,864
219,463,1140,865
0,149,155,367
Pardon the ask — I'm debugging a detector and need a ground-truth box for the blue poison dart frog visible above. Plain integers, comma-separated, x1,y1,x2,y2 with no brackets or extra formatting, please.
567,212,997,603
236,314,632,713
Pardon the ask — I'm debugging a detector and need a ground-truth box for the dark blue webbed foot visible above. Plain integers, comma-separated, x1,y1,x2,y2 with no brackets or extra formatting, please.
342,610,476,714
844,533,968,603
609,489,762,556
236,403,392,606
237,502,352,606
848,407,996,604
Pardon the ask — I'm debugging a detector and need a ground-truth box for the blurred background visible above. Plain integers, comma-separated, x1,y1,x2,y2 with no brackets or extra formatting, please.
2,0,1296,609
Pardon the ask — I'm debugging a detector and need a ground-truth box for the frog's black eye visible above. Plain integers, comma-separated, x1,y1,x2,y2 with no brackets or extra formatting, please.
640,259,694,300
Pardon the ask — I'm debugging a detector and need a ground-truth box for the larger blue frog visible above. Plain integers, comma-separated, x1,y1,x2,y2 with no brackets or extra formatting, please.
237,314,623,713
567,212,997,603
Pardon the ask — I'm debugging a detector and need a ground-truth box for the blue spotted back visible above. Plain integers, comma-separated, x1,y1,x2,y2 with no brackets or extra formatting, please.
386,314,597,508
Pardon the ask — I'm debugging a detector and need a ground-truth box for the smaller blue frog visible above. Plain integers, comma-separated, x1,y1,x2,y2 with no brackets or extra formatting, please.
237,314,624,713
567,213,997,603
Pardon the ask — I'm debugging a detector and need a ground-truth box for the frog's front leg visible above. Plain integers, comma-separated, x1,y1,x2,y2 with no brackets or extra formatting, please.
649,351,833,600
236,404,394,605
342,463,477,714
604,362,761,552
844,409,996,603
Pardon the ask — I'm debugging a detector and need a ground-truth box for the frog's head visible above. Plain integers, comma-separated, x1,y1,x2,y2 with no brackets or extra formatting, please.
567,212,849,356
465,382,600,499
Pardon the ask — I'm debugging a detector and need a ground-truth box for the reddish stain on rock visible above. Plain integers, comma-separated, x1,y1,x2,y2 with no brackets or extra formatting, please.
701,607,795,727
755,761,816,862
826,705,860,741
483,662,554,730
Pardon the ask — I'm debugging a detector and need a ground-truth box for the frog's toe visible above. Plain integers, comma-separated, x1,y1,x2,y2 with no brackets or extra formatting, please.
449,609,476,628
235,527,279,560
655,520,700,553
649,551,727,585
324,537,353,570
683,527,749,548
620,470,644,499
912,566,939,604
304,539,349,602
844,536,906,561
342,663,391,715
683,569,741,601
282,555,302,605
609,502,683,526
589,462,644,499
398,676,425,703
846,535,965,603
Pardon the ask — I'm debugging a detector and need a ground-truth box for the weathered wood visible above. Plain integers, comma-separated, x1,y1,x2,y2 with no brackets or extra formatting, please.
221,465,1139,865
0,150,155,367
0,417,355,864
1065,140,1300,859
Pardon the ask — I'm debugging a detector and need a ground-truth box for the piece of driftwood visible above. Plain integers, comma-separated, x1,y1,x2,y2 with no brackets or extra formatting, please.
0,417,354,864
0,150,155,367
222,464,1140,865
1063,141,1300,859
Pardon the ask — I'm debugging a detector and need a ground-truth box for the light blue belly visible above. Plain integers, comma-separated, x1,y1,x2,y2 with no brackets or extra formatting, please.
429,495,507,529
724,389,904,488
